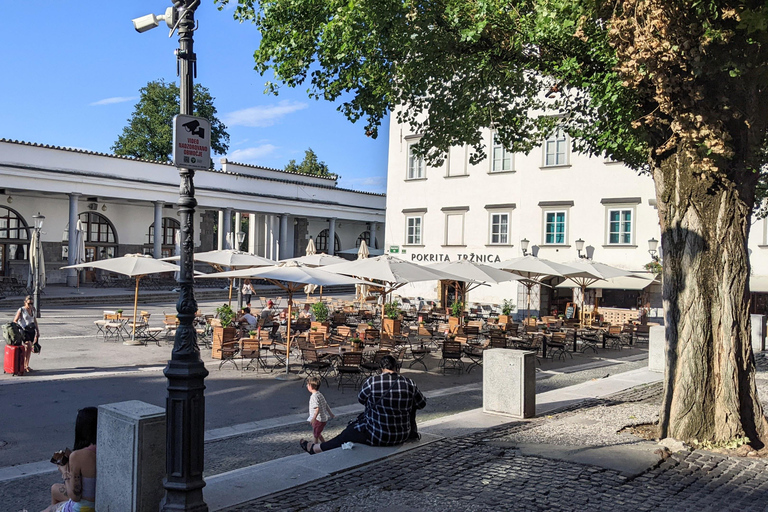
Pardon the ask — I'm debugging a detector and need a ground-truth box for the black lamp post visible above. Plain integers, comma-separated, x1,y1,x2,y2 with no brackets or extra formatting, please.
32,212,45,318
520,238,529,256
575,238,587,259
132,2,208,510
648,237,660,262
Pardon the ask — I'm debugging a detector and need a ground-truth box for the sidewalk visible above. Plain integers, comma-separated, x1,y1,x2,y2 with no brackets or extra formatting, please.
206,367,662,510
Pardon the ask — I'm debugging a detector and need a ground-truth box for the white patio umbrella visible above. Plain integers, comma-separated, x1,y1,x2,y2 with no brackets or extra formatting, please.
201,261,374,380
74,220,87,291
63,254,182,344
282,247,347,297
323,254,463,331
27,228,46,291
557,259,639,325
163,249,275,306
494,255,581,321
429,259,520,307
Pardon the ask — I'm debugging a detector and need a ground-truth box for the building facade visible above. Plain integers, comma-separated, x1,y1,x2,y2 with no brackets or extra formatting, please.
385,118,768,319
0,139,385,286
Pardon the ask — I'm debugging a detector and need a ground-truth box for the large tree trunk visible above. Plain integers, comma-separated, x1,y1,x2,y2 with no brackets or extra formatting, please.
655,149,768,447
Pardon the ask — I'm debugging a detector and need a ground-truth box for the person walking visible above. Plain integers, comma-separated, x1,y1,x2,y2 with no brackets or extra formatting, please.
13,295,39,373
300,355,426,454
242,279,255,307
306,376,335,444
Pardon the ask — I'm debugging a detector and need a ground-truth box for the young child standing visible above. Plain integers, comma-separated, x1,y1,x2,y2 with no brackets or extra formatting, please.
306,377,334,444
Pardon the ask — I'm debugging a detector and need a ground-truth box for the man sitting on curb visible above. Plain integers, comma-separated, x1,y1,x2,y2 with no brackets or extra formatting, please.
300,355,426,454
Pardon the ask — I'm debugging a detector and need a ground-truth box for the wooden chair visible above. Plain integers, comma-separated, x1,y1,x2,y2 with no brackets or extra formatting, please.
439,340,464,374
300,348,333,388
547,331,570,361
240,338,270,372
215,340,240,370
360,349,390,378
336,352,363,392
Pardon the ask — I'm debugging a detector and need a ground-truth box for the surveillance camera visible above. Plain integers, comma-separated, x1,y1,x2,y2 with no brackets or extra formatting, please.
132,13,159,33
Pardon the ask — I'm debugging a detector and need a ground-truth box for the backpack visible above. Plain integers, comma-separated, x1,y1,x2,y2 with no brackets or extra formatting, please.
3,321,23,346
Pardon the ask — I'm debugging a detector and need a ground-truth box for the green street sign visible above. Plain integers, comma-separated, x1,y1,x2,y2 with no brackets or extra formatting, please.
389,245,400,253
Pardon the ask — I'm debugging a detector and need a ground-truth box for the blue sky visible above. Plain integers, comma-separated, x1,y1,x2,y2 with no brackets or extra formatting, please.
0,1,389,193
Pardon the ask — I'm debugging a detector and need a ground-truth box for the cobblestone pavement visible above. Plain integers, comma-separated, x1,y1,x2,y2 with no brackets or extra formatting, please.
223,384,768,512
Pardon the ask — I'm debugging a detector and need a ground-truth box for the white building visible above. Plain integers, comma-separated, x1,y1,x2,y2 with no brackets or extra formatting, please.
0,139,385,286
385,118,768,319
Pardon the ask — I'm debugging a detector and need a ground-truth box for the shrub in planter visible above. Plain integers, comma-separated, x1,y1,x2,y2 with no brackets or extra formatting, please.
310,302,330,323
499,299,516,323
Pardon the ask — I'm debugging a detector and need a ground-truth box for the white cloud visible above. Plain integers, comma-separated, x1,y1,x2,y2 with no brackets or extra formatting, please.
227,144,279,163
89,96,137,106
340,175,387,193
224,101,308,127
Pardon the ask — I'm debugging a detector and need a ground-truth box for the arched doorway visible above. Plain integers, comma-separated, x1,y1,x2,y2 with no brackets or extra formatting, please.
356,230,378,250
79,212,117,282
0,206,29,276
316,228,341,254
147,217,180,258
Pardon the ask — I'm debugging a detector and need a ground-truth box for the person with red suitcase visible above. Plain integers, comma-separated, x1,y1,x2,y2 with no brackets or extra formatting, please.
3,319,25,375
13,295,40,373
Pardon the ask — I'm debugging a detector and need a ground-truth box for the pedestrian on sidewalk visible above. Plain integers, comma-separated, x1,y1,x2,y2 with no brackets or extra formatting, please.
14,295,39,373
306,376,335,444
300,355,426,455
242,279,255,307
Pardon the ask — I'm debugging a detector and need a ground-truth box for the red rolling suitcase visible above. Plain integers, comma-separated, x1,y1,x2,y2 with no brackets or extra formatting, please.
4,345,24,375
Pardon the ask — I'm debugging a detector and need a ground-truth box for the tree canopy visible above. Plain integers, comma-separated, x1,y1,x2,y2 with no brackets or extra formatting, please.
284,148,336,177
112,79,230,163
219,0,768,446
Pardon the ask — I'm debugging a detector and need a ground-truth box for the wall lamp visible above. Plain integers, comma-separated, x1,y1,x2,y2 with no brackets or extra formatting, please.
575,238,588,259
648,237,660,262
520,238,529,256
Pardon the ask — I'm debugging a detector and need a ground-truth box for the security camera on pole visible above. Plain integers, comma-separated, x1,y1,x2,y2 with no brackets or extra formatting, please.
132,2,209,510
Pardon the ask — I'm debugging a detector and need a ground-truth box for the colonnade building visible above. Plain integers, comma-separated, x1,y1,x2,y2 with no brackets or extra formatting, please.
384,117,768,319
0,139,385,286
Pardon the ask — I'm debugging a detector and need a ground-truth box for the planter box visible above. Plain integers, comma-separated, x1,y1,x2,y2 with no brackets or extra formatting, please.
448,316,461,333
498,315,510,324
383,318,401,336
211,326,237,359
311,321,330,329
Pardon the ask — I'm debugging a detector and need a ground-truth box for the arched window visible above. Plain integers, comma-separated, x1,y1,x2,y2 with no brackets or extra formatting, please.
315,229,341,253
356,230,378,249
0,206,29,276
79,212,117,261
148,217,180,258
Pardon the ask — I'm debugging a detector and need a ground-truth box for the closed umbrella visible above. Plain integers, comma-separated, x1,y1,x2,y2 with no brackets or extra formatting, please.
429,259,520,307
64,254,182,344
201,261,373,380
355,240,370,301
74,220,86,291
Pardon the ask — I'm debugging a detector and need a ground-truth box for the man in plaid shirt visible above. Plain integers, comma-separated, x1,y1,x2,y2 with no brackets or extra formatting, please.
300,355,426,454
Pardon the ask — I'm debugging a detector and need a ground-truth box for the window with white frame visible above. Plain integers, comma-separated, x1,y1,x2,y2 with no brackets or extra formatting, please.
491,134,513,173
407,145,425,179
444,212,465,246
406,215,423,245
543,128,568,167
544,210,567,244
608,208,633,244
489,212,509,244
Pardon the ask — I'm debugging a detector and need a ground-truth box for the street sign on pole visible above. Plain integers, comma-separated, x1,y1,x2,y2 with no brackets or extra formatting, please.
172,114,211,170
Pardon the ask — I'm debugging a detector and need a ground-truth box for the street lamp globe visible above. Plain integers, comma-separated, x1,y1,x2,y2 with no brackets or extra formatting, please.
33,212,45,230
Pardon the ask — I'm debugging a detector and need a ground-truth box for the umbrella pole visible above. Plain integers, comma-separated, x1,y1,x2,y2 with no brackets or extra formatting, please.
124,276,143,346
228,278,234,307
276,289,301,381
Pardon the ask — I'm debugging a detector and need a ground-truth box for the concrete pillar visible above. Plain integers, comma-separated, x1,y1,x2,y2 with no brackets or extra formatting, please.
222,208,233,250
248,213,257,254
648,325,666,373
328,217,337,255
751,314,766,353
279,214,289,260
271,215,279,260
153,202,164,259
97,401,166,511
370,222,377,250
483,349,535,418
217,210,224,250
234,211,242,251
66,193,80,287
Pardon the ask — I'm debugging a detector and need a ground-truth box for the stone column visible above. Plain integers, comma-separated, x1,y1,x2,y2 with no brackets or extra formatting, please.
328,217,337,255
66,193,80,287
217,210,224,250
153,201,164,259
222,208,233,249
370,222,377,250
279,214,289,260
248,213,257,254
270,215,279,260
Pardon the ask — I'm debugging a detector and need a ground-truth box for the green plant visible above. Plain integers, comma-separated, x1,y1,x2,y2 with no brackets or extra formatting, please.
116,309,123,315
215,303,235,328
450,301,464,317
644,261,663,274
384,301,401,319
248,330,257,336
691,436,751,451
349,337,362,344
311,302,330,322
501,299,516,316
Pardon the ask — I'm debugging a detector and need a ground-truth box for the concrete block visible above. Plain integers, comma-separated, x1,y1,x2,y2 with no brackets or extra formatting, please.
483,349,535,418
648,326,666,373
751,314,766,353
97,401,166,512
